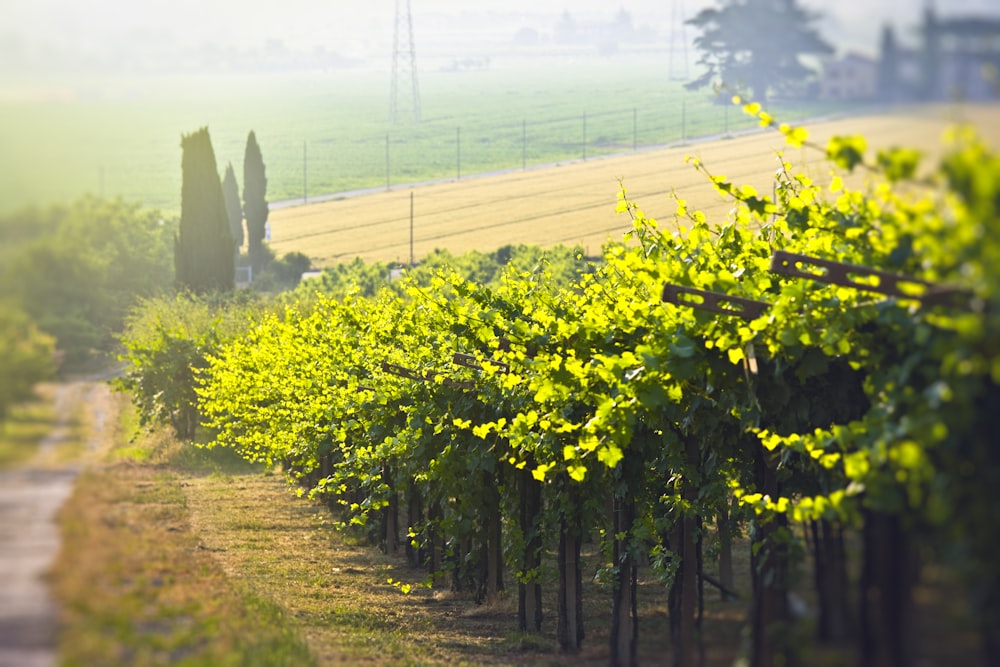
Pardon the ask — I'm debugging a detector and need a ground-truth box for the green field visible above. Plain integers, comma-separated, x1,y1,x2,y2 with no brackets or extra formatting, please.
0,58,847,216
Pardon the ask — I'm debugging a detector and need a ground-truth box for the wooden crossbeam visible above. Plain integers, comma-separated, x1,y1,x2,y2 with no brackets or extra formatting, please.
381,362,423,381
453,352,510,374
440,377,475,391
770,251,975,308
381,361,474,391
662,283,771,321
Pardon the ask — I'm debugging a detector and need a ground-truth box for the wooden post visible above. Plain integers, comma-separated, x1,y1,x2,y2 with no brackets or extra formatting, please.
749,447,793,667
668,436,702,667
717,501,734,601
482,472,503,602
557,489,585,651
860,510,917,667
518,462,543,632
406,481,423,568
383,466,399,556
610,493,638,667
428,497,445,587
812,519,850,642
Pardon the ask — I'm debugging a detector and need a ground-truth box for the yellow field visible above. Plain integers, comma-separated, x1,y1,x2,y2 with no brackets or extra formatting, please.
270,104,1000,267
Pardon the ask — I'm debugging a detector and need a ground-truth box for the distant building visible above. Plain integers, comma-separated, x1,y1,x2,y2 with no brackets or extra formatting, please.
235,265,253,288
879,7,1000,101
821,52,879,101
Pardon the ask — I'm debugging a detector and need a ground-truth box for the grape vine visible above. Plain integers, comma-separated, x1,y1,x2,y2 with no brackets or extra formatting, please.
120,102,1000,666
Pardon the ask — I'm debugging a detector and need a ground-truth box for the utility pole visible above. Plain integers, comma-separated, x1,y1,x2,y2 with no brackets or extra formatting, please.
390,0,421,124
633,108,637,152
669,0,690,82
522,119,527,171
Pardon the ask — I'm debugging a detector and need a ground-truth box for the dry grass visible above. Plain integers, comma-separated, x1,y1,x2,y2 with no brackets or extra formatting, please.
270,104,1000,267
50,399,315,667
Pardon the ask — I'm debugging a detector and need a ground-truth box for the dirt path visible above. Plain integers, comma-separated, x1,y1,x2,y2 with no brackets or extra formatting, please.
0,378,116,667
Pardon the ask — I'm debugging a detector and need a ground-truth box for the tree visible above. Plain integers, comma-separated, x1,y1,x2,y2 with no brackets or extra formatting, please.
243,131,269,275
0,303,56,422
685,0,833,103
176,127,235,294
222,162,244,253
116,292,261,440
0,197,175,363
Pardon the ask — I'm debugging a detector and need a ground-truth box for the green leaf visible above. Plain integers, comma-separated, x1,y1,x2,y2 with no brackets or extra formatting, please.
826,135,867,172
876,147,922,182
597,444,624,468
780,124,809,148
843,451,869,480
670,334,697,358
532,462,555,482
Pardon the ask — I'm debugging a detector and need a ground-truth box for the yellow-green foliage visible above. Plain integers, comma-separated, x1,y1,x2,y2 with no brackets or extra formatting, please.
0,302,55,421
157,105,1000,659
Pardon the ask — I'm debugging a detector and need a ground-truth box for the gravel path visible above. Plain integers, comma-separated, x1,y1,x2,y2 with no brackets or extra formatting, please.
0,380,113,667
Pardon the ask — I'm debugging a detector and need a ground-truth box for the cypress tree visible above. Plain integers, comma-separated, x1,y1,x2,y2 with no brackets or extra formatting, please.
175,127,235,293
222,161,244,252
243,130,269,274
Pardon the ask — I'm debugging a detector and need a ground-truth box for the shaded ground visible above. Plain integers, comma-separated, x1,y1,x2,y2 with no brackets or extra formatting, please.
0,379,114,667
6,380,985,666
181,469,750,666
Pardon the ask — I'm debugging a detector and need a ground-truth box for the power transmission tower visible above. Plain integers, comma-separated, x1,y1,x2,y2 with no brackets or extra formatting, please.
669,0,690,81
390,0,421,124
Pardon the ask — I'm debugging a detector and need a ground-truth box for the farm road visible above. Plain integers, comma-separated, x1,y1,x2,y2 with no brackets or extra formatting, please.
0,378,115,667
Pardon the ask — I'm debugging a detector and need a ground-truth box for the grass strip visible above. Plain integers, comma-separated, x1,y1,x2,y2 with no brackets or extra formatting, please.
181,469,548,665
51,389,752,664
50,416,316,667
178,458,754,665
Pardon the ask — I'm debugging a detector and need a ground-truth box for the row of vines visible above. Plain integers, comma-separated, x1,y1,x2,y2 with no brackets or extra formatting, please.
121,104,1000,666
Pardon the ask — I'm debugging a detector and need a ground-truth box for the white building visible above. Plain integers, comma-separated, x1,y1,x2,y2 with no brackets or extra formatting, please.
820,52,879,101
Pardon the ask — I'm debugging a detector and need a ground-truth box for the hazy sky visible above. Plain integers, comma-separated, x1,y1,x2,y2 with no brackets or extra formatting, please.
2,0,999,74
